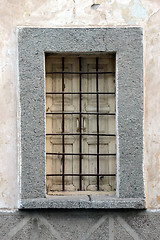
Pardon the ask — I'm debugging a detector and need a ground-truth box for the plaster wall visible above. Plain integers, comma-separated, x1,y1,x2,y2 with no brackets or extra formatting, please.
0,0,160,209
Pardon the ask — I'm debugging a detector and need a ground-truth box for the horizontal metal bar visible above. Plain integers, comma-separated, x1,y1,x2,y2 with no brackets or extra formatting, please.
46,71,115,75
46,112,115,115
46,153,116,156
46,92,115,95
46,133,116,136
46,173,116,177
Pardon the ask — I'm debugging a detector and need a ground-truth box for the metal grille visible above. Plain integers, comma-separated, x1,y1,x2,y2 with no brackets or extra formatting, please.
46,54,116,193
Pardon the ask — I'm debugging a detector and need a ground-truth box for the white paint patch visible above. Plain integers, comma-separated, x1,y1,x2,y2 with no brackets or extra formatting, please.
130,0,148,19
113,9,123,19
116,0,131,4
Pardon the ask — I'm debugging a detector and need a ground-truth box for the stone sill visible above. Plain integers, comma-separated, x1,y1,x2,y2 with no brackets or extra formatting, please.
20,196,145,209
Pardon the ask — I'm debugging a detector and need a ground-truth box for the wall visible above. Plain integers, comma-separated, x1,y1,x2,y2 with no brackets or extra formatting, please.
0,0,160,240
0,0,160,237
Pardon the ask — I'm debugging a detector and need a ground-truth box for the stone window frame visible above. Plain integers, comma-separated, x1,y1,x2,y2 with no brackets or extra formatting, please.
18,28,145,209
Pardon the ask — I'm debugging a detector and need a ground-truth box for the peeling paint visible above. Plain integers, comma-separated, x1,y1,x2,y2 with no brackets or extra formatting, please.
157,196,160,204
91,4,100,10
110,0,150,24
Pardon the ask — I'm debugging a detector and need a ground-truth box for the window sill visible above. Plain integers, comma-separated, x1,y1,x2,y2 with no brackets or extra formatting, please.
20,196,145,209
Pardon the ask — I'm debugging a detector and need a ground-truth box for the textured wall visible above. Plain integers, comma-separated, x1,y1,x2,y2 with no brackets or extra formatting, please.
0,210,160,240
0,0,160,210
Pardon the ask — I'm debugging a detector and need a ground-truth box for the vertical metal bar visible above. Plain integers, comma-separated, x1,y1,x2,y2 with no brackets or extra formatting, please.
62,57,65,191
96,57,99,190
79,57,82,191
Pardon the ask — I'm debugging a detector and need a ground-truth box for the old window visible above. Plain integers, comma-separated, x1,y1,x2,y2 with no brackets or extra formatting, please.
45,54,116,194
18,28,145,208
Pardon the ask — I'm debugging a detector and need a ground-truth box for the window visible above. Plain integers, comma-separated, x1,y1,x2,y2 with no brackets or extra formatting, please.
45,54,116,194
18,28,145,208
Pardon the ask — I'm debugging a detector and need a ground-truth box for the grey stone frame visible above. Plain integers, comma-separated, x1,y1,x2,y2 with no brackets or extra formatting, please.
18,28,145,209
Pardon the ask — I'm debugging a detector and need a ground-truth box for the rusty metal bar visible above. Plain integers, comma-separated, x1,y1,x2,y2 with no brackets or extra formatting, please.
79,57,82,190
46,112,115,115
46,92,115,95
46,153,116,156
46,71,115,75
47,173,116,177
62,57,65,191
46,133,116,136
96,57,100,190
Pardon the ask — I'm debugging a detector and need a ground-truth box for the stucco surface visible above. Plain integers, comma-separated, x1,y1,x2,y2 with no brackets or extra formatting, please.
145,8,160,209
0,210,159,240
0,0,160,209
